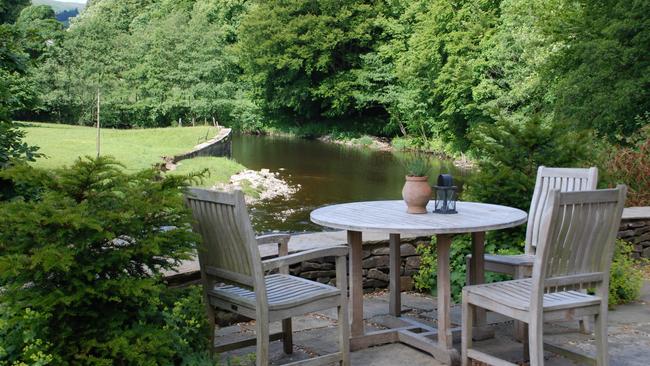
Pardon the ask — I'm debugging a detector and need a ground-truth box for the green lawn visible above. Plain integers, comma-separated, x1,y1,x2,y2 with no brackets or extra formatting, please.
169,156,243,188
20,122,244,185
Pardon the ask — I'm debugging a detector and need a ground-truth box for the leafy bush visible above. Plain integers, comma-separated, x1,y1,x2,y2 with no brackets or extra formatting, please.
465,116,591,247
413,236,516,303
0,156,210,365
604,124,650,206
609,240,644,307
414,117,594,301
414,238,644,306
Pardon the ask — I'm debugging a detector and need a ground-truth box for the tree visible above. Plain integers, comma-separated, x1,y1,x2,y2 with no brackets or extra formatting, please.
541,0,650,141
0,0,29,24
15,5,63,61
0,24,41,169
393,0,502,151
237,0,397,128
0,157,204,365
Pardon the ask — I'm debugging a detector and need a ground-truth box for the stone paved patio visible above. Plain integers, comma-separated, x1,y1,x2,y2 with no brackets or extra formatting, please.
215,281,650,365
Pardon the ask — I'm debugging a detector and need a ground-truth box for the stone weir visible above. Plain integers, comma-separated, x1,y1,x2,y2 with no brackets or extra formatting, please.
160,127,232,170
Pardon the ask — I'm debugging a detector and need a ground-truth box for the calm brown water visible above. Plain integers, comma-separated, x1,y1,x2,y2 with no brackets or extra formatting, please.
232,134,471,233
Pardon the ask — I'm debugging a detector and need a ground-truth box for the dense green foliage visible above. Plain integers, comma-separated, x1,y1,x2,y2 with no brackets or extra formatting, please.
414,238,645,305
608,240,645,307
604,125,650,206
26,0,253,128
415,116,593,301
464,117,591,243
0,157,210,365
7,0,647,148
0,2,43,178
0,0,29,24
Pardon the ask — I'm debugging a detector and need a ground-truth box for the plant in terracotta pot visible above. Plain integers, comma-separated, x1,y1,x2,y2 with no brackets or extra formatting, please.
401,156,432,214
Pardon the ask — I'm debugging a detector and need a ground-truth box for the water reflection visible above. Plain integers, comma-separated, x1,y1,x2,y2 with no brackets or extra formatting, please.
232,134,471,232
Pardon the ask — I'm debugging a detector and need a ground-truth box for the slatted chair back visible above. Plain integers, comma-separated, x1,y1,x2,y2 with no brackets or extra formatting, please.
184,188,265,295
526,166,598,253
532,185,627,296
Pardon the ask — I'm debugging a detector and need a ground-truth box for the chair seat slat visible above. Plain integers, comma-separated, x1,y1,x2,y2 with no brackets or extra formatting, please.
466,279,601,311
209,274,341,311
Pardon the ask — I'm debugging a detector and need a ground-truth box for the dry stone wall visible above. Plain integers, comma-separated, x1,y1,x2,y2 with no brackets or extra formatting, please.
618,218,650,259
288,236,431,292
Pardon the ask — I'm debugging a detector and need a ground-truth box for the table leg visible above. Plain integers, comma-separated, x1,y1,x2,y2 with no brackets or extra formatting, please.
470,231,493,340
348,230,364,337
389,233,401,317
436,234,454,349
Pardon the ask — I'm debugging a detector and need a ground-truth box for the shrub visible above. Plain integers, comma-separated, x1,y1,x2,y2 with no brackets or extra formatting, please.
413,236,515,303
0,156,208,365
414,238,645,306
609,240,644,307
465,116,591,248
604,124,650,206
414,117,593,301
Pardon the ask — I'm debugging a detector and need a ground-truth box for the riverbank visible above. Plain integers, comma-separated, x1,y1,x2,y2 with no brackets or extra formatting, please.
19,122,249,189
255,126,475,169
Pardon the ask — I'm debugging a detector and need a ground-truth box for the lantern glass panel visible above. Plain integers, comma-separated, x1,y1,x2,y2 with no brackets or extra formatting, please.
433,186,457,214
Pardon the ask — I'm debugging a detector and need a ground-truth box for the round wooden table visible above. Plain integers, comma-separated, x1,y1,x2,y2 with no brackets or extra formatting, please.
311,200,527,365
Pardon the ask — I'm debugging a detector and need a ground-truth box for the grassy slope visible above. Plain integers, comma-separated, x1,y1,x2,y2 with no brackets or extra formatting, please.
21,122,243,184
169,157,243,188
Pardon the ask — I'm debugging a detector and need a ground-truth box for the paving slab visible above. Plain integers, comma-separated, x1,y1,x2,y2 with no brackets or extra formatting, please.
215,281,650,366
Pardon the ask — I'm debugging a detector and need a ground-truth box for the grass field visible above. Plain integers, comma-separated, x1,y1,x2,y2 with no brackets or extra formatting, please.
20,122,244,185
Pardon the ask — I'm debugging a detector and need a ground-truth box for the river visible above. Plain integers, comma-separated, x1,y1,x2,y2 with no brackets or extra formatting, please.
231,134,471,233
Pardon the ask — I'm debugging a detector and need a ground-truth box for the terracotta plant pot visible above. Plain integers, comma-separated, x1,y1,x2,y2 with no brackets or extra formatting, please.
402,176,432,214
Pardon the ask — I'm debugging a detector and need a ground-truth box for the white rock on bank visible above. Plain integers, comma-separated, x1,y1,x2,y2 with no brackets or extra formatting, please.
213,169,298,204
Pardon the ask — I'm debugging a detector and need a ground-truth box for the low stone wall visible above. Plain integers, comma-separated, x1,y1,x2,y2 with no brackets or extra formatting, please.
163,232,431,291
619,219,650,259
160,128,232,171
287,236,431,292
618,207,650,259
165,208,650,290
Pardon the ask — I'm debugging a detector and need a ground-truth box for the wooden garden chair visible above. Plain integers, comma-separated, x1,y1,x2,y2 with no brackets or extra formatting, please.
466,166,598,339
185,188,350,366
461,185,627,366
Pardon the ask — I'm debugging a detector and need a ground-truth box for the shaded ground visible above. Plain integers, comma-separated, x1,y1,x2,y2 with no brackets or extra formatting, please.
215,281,650,365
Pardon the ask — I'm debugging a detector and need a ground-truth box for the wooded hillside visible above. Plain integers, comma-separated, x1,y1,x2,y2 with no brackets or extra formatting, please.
4,0,650,153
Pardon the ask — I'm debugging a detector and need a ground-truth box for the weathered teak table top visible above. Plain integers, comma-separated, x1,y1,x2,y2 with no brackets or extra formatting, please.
311,200,527,365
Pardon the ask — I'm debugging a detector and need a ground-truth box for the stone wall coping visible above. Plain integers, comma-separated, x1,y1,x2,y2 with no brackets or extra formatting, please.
170,127,232,163
258,230,429,258
622,207,650,220
163,230,429,283
190,128,231,151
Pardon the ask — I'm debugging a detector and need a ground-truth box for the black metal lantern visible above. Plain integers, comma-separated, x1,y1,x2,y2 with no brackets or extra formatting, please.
433,174,457,214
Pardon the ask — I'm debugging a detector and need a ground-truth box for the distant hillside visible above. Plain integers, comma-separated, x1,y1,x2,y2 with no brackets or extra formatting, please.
32,0,86,14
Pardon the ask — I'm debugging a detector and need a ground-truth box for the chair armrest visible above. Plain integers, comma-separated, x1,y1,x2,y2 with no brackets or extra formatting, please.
262,246,349,272
256,233,291,245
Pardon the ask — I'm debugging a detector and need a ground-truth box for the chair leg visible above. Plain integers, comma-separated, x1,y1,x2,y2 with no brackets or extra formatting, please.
282,318,293,354
338,303,350,366
579,316,592,334
465,255,472,287
336,253,350,366
522,320,530,362
461,294,473,366
528,318,544,366
206,306,216,356
256,320,270,366
594,310,609,366
513,266,527,342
